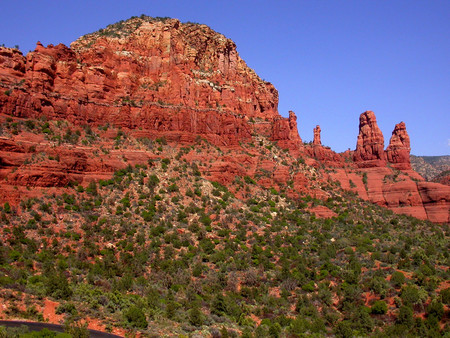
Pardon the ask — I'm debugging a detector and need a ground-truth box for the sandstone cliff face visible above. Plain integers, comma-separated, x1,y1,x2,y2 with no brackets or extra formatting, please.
0,17,301,149
327,167,449,224
386,122,411,169
353,111,386,167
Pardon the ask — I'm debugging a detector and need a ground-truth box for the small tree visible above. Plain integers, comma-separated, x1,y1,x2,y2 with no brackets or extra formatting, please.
124,306,147,329
371,300,388,314
396,306,414,326
64,321,89,338
3,202,11,214
189,305,203,327
391,271,405,287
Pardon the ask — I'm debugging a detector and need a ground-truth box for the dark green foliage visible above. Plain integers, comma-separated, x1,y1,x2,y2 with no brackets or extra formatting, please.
45,272,72,300
85,181,97,195
440,288,450,305
189,305,203,326
397,306,414,326
20,328,71,337
63,321,89,338
371,300,387,314
390,270,405,287
3,202,11,213
400,285,424,306
244,176,256,184
426,299,444,320
124,306,147,328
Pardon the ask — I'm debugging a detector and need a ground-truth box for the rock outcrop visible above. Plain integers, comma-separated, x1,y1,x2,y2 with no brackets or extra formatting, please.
313,125,321,145
353,111,386,167
327,167,450,224
0,17,300,149
271,111,302,152
386,122,411,169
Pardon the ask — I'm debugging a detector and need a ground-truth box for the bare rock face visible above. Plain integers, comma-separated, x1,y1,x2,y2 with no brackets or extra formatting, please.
0,17,301,148
386,122,411,169
313,125,321,145
271,111,303,152
353,111,386,167
417,181,450,223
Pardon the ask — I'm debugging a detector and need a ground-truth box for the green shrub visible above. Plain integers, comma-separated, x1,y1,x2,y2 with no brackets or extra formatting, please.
396,306,413,326
371,300,388,314
189,306,203,326
3,202,11,213
124,306,147,328
391,271,405,287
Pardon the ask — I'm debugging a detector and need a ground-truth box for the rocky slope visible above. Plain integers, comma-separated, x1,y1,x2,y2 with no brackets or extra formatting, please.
411,155,450,182
0,16,448,223
326,112,449,223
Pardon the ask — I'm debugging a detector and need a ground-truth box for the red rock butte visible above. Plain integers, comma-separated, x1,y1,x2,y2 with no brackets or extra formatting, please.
0,17,302,151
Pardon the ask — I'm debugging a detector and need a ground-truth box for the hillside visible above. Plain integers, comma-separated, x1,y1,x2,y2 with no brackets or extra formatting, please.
411,155,450,184
0,15,449,336
0,118,448,337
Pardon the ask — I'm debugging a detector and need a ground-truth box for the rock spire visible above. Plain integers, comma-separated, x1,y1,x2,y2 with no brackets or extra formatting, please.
386,122,411,169
353,111,386,167
313,125,321,145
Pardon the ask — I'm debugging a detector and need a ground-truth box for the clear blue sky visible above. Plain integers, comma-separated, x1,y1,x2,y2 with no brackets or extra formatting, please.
1,0,448,155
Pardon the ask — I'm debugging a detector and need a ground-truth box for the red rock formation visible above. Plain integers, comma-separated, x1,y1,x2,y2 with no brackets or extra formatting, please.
327,166,450,224
0,17,448,224
417,181,450,223
313,125,321,145
271,111,302,152
305,146,345,167
273,165,290,185
353,111,386,168
0,17,298,147
309,205,337,219
386,122,411,170
302,125,344,166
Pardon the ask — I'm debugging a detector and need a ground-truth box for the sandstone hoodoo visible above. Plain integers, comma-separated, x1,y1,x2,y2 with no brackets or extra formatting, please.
313,125,321,145
353,110,386,167
386,121,411,170
305,124,344,166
